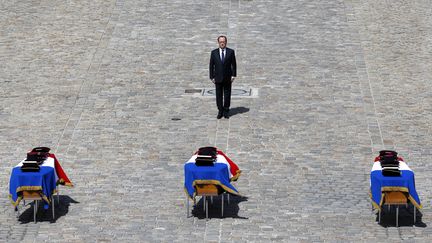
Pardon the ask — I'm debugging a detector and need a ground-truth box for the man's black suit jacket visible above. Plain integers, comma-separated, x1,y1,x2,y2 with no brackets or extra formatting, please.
209,48,237,83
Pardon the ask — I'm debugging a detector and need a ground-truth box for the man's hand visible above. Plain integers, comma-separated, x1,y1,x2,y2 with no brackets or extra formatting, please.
231,77,235,82
211,79,215,84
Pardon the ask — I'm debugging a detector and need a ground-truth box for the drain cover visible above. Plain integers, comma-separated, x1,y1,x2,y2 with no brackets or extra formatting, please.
184,87,258,98
184,89,202,93
171,118,181,121
203,88,253,97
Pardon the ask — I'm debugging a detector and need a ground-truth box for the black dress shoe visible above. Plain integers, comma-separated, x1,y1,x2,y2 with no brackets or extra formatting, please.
224,112,229,119
217,113,223,119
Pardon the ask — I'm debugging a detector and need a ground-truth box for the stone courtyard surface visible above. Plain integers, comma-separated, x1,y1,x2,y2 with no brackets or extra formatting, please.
1,0,432,242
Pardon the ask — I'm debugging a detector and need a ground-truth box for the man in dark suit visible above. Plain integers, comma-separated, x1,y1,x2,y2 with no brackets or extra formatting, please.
209,35,237,119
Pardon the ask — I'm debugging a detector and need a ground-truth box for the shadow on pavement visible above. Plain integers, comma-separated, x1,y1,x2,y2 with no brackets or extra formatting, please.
18,195,79,224
375,204,426,227
192,195,248,219
229,107,250,117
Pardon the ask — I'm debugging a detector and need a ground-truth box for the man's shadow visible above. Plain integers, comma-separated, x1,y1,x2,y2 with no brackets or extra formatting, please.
18,195,79,224
191,195,248,219
375,204,427,227
229,107,249,117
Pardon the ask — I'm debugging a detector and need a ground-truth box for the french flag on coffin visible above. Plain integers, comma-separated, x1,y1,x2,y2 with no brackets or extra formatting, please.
185,149,241,181
9,148,73,207
17,147,73,186
48,153,73,186
370,153,421,209
184,147,241,198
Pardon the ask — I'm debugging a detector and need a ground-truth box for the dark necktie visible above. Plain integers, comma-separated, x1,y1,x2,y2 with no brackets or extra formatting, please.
221,49,225,63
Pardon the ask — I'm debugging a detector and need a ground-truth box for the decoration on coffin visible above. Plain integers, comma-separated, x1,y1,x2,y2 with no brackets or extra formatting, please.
195,147,217,166
21,147,51,172
378,150,400,176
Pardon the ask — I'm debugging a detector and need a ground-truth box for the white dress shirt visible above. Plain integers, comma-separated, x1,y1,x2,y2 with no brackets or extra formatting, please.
219,48,225,60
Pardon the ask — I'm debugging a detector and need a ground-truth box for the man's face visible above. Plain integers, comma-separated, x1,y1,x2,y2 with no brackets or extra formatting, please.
218,37,227,49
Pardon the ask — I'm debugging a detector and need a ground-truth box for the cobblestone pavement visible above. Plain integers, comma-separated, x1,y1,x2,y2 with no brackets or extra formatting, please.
1,0,432,242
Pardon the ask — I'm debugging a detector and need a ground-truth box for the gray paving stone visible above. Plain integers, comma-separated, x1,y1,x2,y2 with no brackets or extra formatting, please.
1,0,432,242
